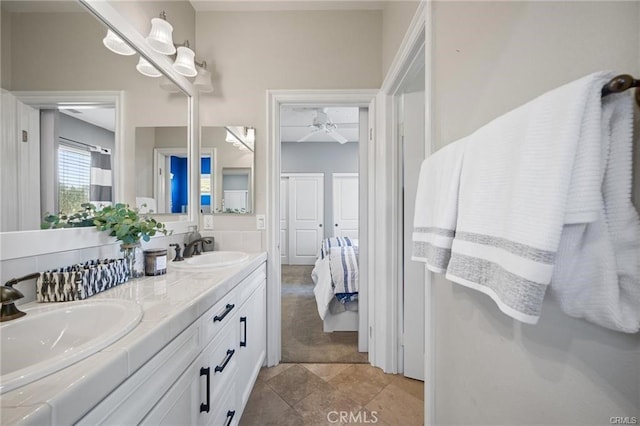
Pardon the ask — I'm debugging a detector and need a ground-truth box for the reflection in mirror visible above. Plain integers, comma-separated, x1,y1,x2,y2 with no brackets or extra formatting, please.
0,1,190,232
135,127,189,214
201,126,255,214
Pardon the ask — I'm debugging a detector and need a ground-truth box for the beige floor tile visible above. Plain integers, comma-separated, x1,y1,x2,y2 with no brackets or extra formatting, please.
266,364,334,406
293,388,362,425
302,363,353,382
239,380,304,426
328,365,390,406
258,363,295,381
364,382,424,426
391,375,424,401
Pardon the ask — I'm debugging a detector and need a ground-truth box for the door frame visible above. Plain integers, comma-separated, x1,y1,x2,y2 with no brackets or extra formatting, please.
377,1,433,424
266,90,377,367
281,172,325,265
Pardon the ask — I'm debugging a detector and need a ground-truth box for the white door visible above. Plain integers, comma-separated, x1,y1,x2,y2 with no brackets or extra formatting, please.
332,173,359,240
288,174,324,265
401,77,426,380
280,177,289,264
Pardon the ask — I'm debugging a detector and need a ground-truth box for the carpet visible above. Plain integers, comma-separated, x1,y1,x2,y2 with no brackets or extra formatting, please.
281,265,368,363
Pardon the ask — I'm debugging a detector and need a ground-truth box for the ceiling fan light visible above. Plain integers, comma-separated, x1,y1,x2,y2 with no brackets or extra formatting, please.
173,46,197,77
103,29,136,56
194,68,214,93
146,18,176,55
136,56,162,78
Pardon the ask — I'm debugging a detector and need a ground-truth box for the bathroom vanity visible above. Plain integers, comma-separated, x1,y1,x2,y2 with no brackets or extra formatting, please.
0,252,267,425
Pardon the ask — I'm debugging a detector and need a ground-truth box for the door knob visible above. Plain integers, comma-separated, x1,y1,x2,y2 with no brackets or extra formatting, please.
335,224,338,227
319,224,323,227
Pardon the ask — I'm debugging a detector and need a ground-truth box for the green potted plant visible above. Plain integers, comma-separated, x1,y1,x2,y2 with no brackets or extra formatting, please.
42,203,169,278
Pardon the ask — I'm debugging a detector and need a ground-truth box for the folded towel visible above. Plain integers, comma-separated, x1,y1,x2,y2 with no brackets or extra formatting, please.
412,138,468,272
329,245,359,302
550,94,640,333
444,71,619,325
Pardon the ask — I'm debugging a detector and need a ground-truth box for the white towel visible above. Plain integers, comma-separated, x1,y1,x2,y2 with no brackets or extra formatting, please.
550,94,640,333
444,71,620,325
411,138,468,273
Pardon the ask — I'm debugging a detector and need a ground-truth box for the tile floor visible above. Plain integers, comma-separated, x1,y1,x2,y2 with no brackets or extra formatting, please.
240,363,424,426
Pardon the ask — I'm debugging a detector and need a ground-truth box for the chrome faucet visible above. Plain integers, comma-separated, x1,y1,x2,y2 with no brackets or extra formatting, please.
1,272,40,322
183,238,213,258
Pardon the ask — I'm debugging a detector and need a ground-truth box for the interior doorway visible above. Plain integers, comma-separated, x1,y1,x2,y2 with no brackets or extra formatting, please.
279,106,366,363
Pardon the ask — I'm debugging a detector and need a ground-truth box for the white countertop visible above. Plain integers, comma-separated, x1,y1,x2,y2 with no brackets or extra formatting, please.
0,251,267,425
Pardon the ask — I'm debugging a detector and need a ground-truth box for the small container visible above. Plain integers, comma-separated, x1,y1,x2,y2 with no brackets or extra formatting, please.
144,249,167,276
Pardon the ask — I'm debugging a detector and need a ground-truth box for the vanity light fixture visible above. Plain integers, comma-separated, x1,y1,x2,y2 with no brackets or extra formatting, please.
146,11,176,55
245,127,255,144
173,41,198,77
226,130,237,143
159,76,181,93
194,61,214,93
136,56,162,78
102,29,136,56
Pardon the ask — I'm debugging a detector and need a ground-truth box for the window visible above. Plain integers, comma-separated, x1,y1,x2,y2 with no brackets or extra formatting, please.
57,142,90,214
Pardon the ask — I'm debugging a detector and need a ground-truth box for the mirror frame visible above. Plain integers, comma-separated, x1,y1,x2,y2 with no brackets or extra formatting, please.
0,0,199,261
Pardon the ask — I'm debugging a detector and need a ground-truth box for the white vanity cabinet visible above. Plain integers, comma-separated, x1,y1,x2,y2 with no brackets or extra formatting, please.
79,261,266,426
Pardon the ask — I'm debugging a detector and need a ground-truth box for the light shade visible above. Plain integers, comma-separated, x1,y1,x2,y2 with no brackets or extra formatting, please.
194,68,214,93
245,127,255,143
103,30,136,56
173,46,197,77
146,18,176,55
159,76,180,93
226,130,237,143
136,57,162,78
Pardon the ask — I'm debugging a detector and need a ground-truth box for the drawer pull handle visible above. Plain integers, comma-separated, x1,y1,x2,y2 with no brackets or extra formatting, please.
225,410,236,426
215,349,235,373
213,303,235,322
240,316,247,347
199,367,210,413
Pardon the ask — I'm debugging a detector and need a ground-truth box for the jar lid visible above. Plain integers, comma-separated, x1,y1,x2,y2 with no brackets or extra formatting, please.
144,249,167,255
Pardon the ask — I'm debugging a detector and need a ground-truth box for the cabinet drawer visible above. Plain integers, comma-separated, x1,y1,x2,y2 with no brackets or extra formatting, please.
210,377,238,426
204,318,239,404
237,264,266,306
201,287,238,344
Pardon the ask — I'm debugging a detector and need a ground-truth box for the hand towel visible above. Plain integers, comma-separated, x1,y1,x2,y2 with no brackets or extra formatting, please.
550,94,640,333
445,71,617,325
411,138,468,273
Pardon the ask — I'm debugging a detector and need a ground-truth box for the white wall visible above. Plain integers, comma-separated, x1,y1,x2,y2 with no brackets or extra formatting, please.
431,2,640,424
381,1,420,77
281,141,359,238
196,10,383,231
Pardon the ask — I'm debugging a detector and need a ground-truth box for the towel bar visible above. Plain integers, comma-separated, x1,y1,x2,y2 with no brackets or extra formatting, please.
601,74,640,107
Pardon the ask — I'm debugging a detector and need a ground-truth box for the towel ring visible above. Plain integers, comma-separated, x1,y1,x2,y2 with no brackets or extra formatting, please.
601,74,640,107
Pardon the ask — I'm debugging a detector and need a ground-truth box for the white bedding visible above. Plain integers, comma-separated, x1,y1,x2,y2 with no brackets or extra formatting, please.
312,238,359,320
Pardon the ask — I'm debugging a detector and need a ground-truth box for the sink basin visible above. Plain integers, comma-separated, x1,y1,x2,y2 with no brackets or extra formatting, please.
0,299,142,394
172,251,249,270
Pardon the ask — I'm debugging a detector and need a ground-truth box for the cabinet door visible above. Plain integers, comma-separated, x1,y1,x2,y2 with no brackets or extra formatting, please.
142,353,209,425
236,280,267,412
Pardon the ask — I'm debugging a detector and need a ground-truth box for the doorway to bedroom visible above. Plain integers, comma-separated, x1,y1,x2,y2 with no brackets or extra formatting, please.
279,105,367,363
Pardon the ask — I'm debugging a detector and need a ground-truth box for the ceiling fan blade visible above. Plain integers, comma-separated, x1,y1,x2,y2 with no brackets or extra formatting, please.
327,130,349,144
297,129,321,142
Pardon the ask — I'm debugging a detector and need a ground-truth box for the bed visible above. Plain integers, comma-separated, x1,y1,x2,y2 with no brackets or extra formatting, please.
311,237,359,332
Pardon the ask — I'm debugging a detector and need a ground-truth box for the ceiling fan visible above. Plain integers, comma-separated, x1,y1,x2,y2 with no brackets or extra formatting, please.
297,109,349,144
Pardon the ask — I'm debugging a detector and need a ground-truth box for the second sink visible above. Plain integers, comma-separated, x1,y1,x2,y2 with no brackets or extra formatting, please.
173,251,249,270
1,299,142,394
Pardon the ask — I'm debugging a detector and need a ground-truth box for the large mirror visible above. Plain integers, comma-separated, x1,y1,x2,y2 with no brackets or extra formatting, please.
0,0,190,233
134,125,255,215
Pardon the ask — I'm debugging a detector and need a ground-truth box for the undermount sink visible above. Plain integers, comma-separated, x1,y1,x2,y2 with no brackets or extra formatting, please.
172,251,249,270
0,299,142,394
